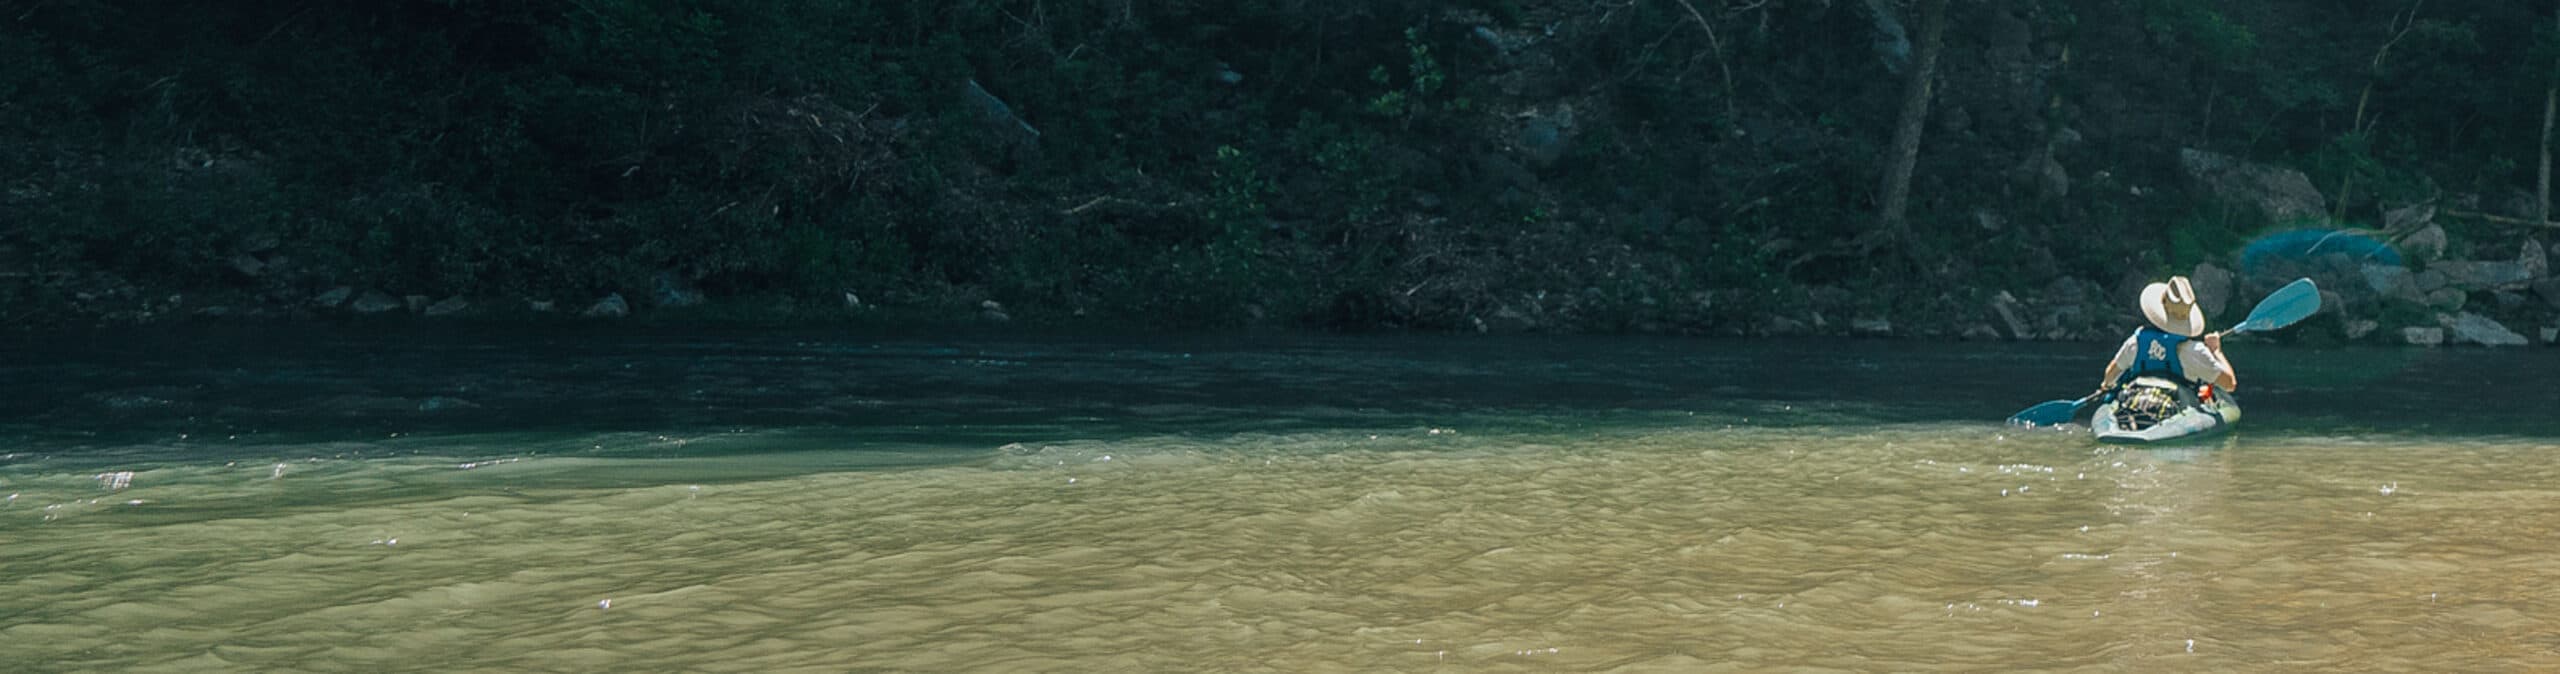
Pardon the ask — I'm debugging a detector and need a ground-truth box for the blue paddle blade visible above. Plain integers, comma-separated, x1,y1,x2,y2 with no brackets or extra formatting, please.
2008,395,2094,427
2229,278,2321,334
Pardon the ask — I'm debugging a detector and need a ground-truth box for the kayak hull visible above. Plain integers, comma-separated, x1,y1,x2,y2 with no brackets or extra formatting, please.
2091,377,2240,444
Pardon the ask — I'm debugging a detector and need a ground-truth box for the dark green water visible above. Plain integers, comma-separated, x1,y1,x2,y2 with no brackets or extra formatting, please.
3,328,2557,671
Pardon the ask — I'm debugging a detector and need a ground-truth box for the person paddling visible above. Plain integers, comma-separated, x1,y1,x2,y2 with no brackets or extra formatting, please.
2098,276,2236,396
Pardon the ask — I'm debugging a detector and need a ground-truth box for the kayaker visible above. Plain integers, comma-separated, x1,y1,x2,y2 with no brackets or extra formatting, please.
2097,276,2236,395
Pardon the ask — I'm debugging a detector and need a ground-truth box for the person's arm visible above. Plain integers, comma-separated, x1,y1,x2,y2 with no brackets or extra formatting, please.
2098,336,2136,391
2197,333,2237,391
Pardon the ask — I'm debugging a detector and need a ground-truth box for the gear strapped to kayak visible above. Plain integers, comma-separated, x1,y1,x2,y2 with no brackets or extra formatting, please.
2092,377,2240,443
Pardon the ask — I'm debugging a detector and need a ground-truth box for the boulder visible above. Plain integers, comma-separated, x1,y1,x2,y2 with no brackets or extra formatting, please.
1962,324,2004,341
2383,204,2436,233
1484,306,1536,333
1520,105,1575,167
229,254,266,278
583,293,630,318
2414,269,2448,292
350,291,402,314
2343,318,2380,340
2400,326,2445,347
1989,291,2032,339
313,286,355,308
2424,288,2466,312
528,299,556,313
2536,279,2560,310
423,296,469,317
404,295,430,313
2397,224,2447,262
653,272,706,308
1852,317,1893,336
2543,326,2558,345
979,300,1011,323
2430,259,2534,291
2178,148,2328,223
2189,263,2234,316
2359,265,2424,304
2443,312,2528,347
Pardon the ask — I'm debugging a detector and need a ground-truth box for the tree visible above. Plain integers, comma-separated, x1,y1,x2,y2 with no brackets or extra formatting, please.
2541,0,2556,223
1873,0,1950,253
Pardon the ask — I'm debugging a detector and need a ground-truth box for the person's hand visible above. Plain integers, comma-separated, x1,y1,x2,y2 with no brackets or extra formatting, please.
2202,332,2223,352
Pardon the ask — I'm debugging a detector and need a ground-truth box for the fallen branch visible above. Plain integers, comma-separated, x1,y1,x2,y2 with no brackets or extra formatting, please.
2442,209,2560,228
1062,196,1186,215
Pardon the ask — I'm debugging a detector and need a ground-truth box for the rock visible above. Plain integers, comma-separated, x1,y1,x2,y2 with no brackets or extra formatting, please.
313,286,355,308
404,295,430,313
2022,150,2069,201
653,272,705,308
2495,290,2528,310
528,299,556,313
2544,326,2558,345
2524,239,2549,279
2343,318,2379,340
583,293,630,318
1520,106,1574,167
1989,291,2031,339
350,291,402,314
2444,312,2529,347
843,291,864,309
1961,324,2005,341
2360,265,2424,303
2178,148,2328,223
417,396,479,412
2536,279,2560,309
1767,316,1810,336
2414,269,2448,292
2431,259,2535,291
2401,326,2445,347
979,300,1011,323
2399,224,2447,262
229,254,266,278
2383,204,2436,232
1485,306,1536,333
2189,263,2234,316
1852,317,1893,336
1974,209,2006,231
1863,0,1912,73
2424,288,2466,311
423,296,469,317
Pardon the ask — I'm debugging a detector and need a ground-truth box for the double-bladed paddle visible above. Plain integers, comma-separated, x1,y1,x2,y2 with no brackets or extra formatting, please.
2005,278,2320,427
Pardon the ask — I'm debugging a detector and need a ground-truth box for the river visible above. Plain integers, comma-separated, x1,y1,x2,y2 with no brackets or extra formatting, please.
3,328,2556,671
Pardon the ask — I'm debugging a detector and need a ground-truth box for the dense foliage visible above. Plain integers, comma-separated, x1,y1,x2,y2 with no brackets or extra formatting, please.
2,0,2554,331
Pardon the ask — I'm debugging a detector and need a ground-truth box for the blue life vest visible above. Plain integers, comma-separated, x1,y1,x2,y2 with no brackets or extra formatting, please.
2119,326,2189,385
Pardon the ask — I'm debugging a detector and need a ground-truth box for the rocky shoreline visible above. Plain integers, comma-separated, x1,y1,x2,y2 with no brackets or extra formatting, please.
17,232,2556,348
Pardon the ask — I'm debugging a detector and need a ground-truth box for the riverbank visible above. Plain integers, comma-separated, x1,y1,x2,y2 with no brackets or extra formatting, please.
7,2,2559,345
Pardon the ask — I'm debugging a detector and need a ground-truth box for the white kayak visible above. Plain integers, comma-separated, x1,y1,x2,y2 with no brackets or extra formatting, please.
2091,376,2240,444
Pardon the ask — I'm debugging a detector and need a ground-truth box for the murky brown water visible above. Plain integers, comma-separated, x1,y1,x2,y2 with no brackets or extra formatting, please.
3,332,2557,671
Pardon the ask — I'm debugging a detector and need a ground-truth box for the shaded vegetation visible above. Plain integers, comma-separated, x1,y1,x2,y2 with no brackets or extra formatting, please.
1,0,2555,333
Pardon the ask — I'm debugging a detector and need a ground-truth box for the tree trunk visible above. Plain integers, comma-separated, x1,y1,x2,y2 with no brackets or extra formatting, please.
2539,85,2553,223
1874,0,1950,248
2541,1,2557,223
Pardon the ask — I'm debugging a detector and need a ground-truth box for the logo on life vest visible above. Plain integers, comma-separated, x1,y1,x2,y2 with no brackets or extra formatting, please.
2147,341,2168,362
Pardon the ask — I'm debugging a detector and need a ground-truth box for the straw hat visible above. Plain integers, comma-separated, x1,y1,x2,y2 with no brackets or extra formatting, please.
2139,276,2205,337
